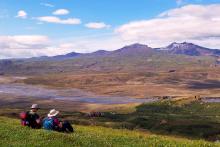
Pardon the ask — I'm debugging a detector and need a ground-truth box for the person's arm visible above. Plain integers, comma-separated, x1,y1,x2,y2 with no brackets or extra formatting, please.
36,114,40,119
35,114,41,124
25,111,30,125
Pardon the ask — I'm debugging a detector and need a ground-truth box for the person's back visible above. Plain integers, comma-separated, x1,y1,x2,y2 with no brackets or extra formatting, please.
43,109,60,131
43,109,74,133
43,116,59,131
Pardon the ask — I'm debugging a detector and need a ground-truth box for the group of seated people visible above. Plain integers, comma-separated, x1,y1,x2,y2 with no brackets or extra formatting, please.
20,104,74,133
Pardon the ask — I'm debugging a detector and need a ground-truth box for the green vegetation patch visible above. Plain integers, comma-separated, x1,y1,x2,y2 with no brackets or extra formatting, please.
97,101,220,140
0,117,218,147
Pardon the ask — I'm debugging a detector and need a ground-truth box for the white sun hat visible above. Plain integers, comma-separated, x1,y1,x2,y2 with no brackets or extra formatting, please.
48,109,59,117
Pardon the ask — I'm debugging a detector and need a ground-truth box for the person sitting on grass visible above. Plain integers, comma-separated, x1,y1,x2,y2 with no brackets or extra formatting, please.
43,109,74,133
20,104,41,129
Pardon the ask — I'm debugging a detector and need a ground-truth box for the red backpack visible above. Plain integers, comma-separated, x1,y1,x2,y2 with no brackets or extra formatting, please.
20,112,28,126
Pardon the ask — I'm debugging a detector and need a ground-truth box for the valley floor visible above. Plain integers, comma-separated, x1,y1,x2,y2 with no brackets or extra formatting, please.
22,69,220,98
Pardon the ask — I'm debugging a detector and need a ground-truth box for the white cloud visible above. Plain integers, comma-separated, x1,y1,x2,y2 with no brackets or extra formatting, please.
115,4,220,48
0,35,65,59
40,3,55,8
159,4,220,18
0,35,49,50
0,34,126,59
16,10,27,19
36,16,81,25
85,22,111,29
53,9,69,15
0,47,75,59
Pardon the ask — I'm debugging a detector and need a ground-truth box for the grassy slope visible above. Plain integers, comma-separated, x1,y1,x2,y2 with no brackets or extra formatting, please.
0,117,219,147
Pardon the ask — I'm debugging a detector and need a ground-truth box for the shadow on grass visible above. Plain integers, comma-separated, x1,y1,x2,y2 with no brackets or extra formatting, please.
96,101,220,140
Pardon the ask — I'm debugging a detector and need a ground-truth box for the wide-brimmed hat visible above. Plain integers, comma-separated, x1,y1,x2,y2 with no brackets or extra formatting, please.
31,104,40,109
48,109,59,117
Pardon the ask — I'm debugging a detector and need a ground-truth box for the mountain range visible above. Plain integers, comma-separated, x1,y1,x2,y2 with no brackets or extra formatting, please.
35,42,220,61
0,42,219,75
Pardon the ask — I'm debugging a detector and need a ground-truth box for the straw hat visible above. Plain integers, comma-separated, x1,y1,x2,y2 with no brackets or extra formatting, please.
48,109,59,117
31,104,40,109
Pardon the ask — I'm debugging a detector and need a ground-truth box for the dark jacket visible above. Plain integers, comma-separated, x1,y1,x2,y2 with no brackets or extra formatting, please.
26,110,40,128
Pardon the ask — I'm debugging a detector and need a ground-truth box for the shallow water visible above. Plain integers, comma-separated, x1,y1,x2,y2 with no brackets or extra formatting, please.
202,98,220,103
0,83,158,104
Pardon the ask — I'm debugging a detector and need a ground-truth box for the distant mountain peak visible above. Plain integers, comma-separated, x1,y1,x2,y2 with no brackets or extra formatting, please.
171,42,193,45
167,42,197,49
114,43,153,55
122,43,150,49
161,42,220,56
64,52,81,57
92,50,110,56
120,43,151,50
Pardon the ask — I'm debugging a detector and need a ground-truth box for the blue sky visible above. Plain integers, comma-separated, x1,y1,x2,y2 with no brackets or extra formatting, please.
0,0,220,58
0,0,179,37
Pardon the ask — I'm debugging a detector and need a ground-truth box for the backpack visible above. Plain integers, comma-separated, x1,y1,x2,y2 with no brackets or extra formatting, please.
20,112,28,126
43,117,55,130
20,112,27,120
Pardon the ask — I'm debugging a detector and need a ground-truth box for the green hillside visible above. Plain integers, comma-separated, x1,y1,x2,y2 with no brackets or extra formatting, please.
0,117,219,147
